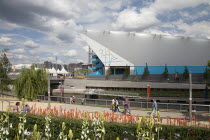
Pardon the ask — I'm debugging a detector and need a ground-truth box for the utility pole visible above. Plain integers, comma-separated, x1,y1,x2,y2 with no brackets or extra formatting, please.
189,73,192,122
56,56,57,72
48,73,51,109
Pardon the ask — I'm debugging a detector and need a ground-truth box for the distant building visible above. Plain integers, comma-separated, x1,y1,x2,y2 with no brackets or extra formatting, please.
69,62,88,71
44,61,52,69
33,61,68,71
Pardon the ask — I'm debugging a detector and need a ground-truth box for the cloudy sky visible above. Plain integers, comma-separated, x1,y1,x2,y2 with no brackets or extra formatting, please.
0,0,209,65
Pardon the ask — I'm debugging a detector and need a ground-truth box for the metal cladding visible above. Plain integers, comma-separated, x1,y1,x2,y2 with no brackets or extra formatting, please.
81,29,210,74
82,30,210,66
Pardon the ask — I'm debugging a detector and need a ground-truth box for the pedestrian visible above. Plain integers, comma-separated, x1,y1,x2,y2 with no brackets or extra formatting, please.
111,98,115,111
115,98,120,112
72,96,75,104
151,99,157,116
81,98,85,105
124,97,131,114
23,104,30,113
13,102,21,112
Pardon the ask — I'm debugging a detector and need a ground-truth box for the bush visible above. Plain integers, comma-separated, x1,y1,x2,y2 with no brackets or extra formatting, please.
1,112,210,140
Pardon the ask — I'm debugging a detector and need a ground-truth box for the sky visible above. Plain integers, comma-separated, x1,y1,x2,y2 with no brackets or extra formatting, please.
0,0,209,65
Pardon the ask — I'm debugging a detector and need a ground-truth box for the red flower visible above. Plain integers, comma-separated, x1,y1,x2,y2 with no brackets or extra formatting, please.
189,129,194,135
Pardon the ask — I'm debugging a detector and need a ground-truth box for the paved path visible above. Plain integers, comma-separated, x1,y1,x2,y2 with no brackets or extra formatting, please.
1,99,209,122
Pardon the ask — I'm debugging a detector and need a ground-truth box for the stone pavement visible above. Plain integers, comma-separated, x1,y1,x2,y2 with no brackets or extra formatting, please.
1,99,210,122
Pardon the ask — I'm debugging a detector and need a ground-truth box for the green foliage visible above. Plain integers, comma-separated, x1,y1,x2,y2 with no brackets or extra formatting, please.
182,65,189,80
106,68,111,80
1,112,210,140
162,64,169,80
203,60,210,86
0,51,11,95
142,63,150,80
123,67,130,78
14,66,48,100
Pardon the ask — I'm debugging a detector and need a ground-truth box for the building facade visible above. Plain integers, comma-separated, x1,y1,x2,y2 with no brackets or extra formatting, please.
81,30,210,76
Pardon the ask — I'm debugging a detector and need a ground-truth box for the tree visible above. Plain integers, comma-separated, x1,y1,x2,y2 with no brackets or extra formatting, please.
123,67,130,78
203,60,210,86
14,66,48,100
0,50,11,96
182,65,189,81
106,68,111,80
142,63,150,80
162,64,169,80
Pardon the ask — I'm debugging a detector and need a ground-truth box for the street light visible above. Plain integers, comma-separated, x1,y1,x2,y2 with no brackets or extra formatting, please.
189,73,192,122
48,73,51,109
59,81,62,102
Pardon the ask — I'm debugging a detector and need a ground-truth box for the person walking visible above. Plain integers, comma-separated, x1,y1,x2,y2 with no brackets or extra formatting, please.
111,98,115,111
124,97,131,114
114,98,120,112
151,99,157,116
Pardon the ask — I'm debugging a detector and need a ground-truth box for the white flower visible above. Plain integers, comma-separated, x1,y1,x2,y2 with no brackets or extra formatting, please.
102,128,105,133
81,135,84,139
87,130,89,133
10,124,12,128
24,130,28,135
19,130,21,134
6,129,9,135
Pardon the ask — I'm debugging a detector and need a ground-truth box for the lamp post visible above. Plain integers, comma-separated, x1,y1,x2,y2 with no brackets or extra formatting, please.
48,73,51,109
59,81,62,103
189,73,192,122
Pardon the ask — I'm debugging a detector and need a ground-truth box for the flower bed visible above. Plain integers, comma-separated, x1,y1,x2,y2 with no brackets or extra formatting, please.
0,111,210,140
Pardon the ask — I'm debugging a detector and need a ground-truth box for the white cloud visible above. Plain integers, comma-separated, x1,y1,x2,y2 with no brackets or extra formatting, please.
83,46,89,52
112,0,209,30
23,40,40,48
0,37,16,46
112,7,160,30
177,21,210,39
64,50,77,57
10,48,25,54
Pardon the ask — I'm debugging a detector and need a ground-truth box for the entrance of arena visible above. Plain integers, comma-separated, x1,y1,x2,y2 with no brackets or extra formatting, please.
110,66,130,75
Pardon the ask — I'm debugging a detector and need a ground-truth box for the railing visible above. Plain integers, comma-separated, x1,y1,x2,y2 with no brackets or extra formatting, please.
92,63,104,70
37,95,210,113
92,59,100,64
0,99,15,111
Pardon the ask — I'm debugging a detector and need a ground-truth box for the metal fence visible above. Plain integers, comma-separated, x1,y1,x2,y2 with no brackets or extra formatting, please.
37,95,210,113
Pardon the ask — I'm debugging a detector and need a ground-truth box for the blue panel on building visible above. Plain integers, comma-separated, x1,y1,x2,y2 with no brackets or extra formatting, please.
89,70,103,76
134,66,206,75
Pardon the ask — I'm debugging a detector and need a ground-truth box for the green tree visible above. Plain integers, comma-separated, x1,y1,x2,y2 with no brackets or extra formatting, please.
203,60,210,86
106,67,111,80
182,65,189,81
123,67,130,78
14,66,47,100
162,64,169,80
0,50,11,96
142,63,150,80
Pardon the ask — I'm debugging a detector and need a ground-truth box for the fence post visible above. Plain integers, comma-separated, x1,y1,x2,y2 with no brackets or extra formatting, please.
1,101,3,111
209,106,210,113
167,104,168,111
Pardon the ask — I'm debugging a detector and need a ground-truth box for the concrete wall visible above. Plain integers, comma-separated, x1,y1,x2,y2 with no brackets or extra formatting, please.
63,79,205,90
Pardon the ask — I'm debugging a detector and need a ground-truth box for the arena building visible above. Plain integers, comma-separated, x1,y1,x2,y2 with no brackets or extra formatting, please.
81,30,210,76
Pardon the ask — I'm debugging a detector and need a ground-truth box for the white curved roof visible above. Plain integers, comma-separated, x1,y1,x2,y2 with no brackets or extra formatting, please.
82,29,210,66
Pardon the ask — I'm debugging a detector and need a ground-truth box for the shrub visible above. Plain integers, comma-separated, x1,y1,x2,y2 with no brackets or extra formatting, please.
0,112,210,140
